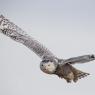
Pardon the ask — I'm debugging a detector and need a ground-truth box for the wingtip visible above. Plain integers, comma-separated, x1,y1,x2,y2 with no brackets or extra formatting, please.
90,54,95,58
0,15,5,25
89,54,95,60
0,14,4,19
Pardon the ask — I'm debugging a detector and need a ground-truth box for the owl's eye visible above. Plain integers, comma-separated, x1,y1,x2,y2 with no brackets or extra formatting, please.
48,64,50,66
41,64,44,66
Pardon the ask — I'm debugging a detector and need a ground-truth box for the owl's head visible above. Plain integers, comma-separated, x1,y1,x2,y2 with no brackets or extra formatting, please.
40,59,58,74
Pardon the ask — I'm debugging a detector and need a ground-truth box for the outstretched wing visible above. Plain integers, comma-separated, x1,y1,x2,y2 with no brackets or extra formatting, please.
63,54,95,64
0,15,56,59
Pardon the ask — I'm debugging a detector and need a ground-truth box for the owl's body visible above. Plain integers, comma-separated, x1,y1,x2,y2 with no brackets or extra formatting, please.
55,63,75,82
0,15,95,83
54,63,89,83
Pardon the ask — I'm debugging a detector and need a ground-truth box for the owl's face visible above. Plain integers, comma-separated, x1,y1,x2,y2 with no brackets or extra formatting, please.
40,59,58,74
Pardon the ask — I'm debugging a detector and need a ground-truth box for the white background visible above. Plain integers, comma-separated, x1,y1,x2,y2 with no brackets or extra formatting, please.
0,0,95,95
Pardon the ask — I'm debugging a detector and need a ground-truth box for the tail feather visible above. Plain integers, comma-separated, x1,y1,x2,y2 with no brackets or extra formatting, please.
70,66,90,82
77,71,90,79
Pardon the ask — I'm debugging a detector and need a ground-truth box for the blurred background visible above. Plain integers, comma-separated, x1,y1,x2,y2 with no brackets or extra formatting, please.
0,0,95,95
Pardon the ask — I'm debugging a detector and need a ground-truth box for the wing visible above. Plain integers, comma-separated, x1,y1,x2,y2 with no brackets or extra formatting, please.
63,54,95,64
0,15,56,59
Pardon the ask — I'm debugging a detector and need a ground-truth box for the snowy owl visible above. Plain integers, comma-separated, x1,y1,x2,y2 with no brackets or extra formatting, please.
0,15,95,83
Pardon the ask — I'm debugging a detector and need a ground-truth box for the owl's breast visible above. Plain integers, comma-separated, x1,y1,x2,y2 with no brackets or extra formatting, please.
54,63,74,79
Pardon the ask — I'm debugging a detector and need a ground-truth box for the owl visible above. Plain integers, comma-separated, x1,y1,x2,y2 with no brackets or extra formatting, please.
0,15,95,83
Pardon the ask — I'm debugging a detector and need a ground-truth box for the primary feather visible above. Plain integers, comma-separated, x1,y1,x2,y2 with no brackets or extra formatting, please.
0,15,55,59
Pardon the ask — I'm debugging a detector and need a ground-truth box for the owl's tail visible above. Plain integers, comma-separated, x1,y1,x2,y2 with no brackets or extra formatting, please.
71,66,90,82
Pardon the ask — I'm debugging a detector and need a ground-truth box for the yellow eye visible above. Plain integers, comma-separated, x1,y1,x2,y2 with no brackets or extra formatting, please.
48,64,50,66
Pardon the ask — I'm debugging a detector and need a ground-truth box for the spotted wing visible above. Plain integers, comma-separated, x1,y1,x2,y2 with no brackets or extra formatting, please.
0,15,56,59
63,54,95,64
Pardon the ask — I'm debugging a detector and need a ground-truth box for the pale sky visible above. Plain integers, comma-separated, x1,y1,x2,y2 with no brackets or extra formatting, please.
0,0,95,95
